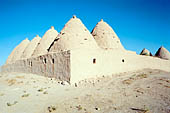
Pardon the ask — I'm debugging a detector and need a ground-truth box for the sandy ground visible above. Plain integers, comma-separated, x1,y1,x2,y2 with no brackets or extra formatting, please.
0,69,170,113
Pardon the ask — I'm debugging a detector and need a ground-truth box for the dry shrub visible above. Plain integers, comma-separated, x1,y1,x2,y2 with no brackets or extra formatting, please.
7,79,17,86
15,76,25,79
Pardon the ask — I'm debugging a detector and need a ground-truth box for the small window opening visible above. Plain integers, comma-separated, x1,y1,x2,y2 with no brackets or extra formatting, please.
122,59,125,63
52,58,54,64
93,58,96,64
43,58,47,64
30,61,32,67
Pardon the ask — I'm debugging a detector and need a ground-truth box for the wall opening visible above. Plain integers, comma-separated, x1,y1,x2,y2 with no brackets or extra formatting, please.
52,58,54,64
93,58,96,64
30,61,32,67
122,59,125,63
43,58,47,64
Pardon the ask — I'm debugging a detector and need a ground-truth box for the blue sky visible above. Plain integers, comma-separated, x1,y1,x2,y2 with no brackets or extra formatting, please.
0,0,170,66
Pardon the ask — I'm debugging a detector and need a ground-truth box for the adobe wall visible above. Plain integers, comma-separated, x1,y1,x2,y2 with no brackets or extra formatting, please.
70,49,170,83
2,48,170,84
1,51,71,82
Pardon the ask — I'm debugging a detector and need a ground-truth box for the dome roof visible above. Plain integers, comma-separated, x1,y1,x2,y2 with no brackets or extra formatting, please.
140,48,152,56
155,46,170,60
49,16,99,52
6,38,30,64
91,19,124,50
32,26,58,56
21,35,41,59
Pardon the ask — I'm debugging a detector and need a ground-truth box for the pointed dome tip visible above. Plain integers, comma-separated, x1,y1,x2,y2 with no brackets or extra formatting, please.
51,26,54,29
73,15,76,19
100,19,104,22
36,35,39,37
160,46,164,48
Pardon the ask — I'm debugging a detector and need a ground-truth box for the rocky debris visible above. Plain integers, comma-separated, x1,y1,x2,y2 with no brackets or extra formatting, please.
76,105,83,111
37,88,44,92
43,91,48,94
47,105,57,112
7,101,18,106
130,107,148,113
21,93,30,98
95,107,101,111
61,81,69,85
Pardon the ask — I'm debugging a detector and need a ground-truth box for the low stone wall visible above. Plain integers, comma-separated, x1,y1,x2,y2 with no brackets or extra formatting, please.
1,51,71,82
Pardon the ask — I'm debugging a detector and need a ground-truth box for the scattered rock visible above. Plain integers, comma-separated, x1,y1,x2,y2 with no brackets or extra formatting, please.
76,105,83,111
130,107,148,113
61,81,69,85
47,105,57,112
22,93,30,98
38,88,44,92
7,101,18,106
95,107,100,111
43,91,48,94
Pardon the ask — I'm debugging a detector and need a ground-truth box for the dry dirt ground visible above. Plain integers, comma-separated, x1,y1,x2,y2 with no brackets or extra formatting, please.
0,69,170,113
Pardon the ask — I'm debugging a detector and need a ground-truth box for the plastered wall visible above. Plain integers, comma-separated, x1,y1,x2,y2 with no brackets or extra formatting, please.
70,49,170,83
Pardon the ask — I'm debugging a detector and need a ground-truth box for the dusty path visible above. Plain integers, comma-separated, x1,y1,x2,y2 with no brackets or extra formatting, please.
0,69,170,113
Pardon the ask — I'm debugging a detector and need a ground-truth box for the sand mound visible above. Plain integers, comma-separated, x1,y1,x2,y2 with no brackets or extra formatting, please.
32,26,58,57
21,35,41,59
140,48,152,56
155,46,170,60
91,19,124,50
6,38,30,64
49,15,99,52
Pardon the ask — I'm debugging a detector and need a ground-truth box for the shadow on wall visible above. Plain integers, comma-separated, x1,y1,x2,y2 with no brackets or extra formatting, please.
1,51,71,82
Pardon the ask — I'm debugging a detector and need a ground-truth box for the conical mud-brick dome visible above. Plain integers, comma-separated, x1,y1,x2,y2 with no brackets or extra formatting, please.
91,19,124,50
6,45,20,64
155,46,170,60
140,48,152,56
7,38,30,64
32,26,58,56
21,35,41,59
49,15,99,52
